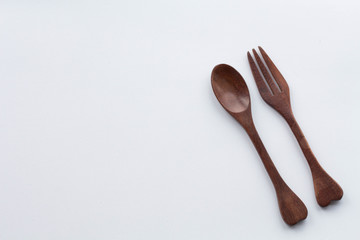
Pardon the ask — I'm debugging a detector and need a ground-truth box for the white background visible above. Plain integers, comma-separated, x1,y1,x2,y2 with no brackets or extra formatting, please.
1,0,360,239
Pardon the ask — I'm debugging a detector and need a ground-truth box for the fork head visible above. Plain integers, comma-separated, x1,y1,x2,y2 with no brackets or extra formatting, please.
247,47,292,116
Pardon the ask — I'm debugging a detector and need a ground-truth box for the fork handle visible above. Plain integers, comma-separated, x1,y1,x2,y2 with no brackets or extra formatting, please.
285,115,343,207
243,122,307,225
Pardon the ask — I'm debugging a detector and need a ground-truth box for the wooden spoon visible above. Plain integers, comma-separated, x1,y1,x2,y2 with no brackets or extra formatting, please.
211,64,307,225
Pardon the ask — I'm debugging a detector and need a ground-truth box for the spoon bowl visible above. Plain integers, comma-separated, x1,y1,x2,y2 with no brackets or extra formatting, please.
211,64,250,113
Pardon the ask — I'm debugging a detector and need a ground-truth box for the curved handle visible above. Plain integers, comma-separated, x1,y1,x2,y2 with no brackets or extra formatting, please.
285,115,343,207
244,122,307,225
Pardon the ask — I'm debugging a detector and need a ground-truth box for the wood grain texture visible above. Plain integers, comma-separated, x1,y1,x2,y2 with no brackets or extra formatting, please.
248,47,343,207
211,64,307,225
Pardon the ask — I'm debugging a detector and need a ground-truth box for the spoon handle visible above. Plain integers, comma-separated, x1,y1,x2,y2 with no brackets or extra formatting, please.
285,114,343,207
245,124,282,186
244,122,308,225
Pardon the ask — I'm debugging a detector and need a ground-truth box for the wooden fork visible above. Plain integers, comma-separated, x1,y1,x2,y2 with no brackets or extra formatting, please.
247,47,343,207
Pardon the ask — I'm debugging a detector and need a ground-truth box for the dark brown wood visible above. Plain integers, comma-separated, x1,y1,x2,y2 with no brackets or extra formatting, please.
247,47,343,207
211,64,307,225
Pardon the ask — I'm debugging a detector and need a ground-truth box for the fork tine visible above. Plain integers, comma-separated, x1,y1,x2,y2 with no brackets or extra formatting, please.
247,51,272,96
258,46,289,93
252,49,279,94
